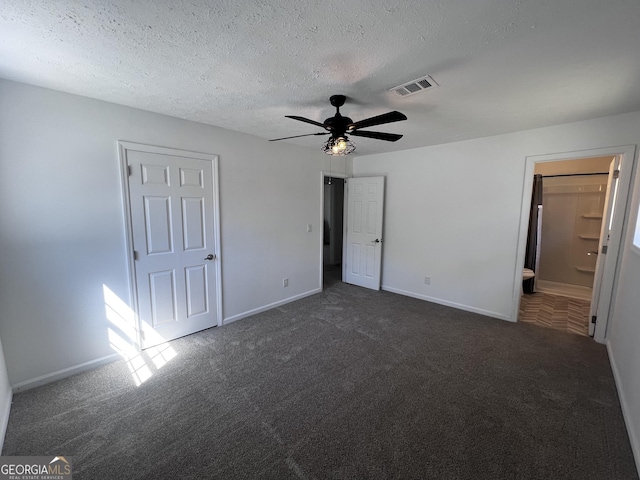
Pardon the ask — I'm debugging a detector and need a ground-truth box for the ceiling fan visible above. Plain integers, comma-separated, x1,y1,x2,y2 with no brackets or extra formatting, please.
269,95,407,155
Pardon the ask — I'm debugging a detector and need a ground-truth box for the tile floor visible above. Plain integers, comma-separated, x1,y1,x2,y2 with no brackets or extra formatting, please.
519,292,591,336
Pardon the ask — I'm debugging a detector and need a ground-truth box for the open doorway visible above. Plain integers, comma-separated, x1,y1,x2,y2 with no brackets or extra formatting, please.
322,174,345,288
519,156,613,336
514,146,636,344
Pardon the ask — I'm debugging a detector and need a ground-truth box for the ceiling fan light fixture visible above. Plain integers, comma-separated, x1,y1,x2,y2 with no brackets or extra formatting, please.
272,95,406,152
322,136,356,156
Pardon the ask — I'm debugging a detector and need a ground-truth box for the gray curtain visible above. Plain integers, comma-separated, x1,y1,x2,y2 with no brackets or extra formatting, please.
523,174,543,294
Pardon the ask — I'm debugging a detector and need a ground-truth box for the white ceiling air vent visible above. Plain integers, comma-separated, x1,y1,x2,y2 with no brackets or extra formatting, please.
390,75,438,97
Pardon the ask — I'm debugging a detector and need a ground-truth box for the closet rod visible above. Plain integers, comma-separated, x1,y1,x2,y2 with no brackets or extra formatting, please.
541,172,608,178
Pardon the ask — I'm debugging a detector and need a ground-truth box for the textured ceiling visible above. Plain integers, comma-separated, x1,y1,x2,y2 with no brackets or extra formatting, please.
2,0,640,156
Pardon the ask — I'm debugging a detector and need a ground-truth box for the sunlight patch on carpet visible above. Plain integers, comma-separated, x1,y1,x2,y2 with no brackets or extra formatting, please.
103,284,177,386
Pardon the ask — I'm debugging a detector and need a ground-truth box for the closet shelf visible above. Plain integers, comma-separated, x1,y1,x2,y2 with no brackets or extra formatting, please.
578,234,600,240
575,266,596,274
581,213,603,219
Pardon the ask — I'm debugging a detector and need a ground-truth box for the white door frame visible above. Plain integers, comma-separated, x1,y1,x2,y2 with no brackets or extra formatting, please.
512,145,637,343
119,141,223,350
319,170,348,288
589,157,619,336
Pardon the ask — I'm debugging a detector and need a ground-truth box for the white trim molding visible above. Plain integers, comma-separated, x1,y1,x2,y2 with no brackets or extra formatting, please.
382,285,512,322
223,288,322,325
607,341,640,474
11,354,120,393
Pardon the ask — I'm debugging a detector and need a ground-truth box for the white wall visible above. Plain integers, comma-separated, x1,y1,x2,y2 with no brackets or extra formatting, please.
0,79,348,387
353,133,527,319
0,336,12,452
353,111,640,470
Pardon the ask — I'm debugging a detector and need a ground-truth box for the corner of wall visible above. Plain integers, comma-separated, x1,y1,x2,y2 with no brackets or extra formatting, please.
0,337,13,452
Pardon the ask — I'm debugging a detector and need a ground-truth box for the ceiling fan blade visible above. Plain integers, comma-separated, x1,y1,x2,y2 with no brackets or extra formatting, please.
348,111,407,131
349,130,403,142
269,132,328,142
285,115,330,130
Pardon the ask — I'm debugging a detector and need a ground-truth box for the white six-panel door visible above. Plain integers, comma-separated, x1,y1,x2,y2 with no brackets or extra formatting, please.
345,176,385,290
121,142,221,349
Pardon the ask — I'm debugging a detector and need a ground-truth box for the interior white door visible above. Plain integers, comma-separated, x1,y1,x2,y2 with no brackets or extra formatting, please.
123,144,220,349
589,157,620,336
345,176,385,290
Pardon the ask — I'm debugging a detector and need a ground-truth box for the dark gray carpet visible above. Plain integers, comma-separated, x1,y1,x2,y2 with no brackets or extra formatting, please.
3,268,638,479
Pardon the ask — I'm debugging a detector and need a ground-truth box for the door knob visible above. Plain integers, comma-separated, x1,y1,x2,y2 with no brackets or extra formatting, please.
371,238,381,244
204,254,216,260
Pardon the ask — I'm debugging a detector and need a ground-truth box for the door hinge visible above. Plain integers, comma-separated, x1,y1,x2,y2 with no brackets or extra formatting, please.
613,169,620,179
133,250,139,260
591,315,597,324
140,330,145,341
601,245,608,254
127,165,133,176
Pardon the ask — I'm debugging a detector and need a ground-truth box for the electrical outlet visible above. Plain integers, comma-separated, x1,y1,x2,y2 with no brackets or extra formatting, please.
283,278,289,287
424,276,431,285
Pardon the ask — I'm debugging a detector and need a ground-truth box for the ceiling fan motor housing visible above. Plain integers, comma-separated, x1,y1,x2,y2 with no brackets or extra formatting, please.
271,94,406,145
324,114,352,137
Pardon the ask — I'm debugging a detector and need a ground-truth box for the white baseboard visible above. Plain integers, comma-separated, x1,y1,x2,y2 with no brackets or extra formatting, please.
223,288,323,325
606,341,640,476
381,285,513,322
11,353,121,393
0,387,12,452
